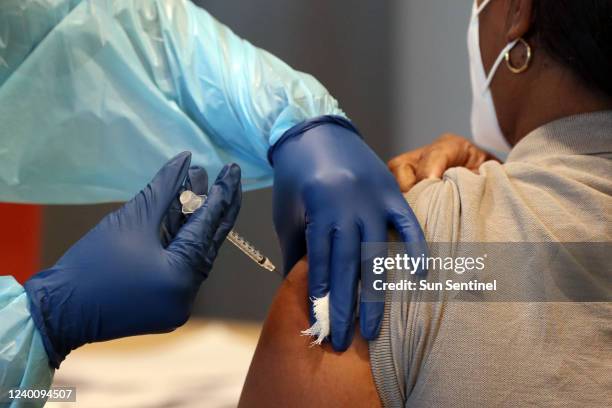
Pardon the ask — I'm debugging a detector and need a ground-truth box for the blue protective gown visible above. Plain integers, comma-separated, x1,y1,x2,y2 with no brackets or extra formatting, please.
0,0,344,202
0,0,344,403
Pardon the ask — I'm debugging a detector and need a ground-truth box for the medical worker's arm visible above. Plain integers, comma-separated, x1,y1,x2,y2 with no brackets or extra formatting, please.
0,277,53,407
0,0,426,352
0,0,342,202
23,152,241,369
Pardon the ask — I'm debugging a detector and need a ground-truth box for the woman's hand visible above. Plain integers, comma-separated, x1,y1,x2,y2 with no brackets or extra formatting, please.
388,133,499,192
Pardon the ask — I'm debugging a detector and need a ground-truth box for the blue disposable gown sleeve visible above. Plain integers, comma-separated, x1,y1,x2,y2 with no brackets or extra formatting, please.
0,276,54,407
0,0,345,203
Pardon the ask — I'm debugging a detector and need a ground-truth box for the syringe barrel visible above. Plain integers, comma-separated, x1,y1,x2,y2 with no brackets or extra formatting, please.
226,230,265,263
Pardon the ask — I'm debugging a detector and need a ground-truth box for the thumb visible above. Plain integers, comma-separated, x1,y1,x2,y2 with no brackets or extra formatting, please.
148,152,193,222
121,152,192,229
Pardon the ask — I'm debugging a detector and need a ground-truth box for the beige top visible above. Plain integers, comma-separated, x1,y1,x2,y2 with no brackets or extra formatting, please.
370,111,612,407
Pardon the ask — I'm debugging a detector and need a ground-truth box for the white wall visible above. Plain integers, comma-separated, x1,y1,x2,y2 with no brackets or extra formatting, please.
392,0,473,152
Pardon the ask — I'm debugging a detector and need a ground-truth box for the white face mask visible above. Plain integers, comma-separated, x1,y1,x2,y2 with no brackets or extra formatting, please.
467,0,517,153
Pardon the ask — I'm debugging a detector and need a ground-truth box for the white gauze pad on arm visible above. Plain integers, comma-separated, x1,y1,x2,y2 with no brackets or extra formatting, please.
301,293,330,345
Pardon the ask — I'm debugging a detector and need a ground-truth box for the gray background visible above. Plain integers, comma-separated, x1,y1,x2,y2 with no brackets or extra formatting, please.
41,0,472,321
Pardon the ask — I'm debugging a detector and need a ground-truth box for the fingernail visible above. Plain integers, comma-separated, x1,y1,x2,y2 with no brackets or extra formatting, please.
173,151,192,164
218,163,241,180
217,164,231,180
226,163,241,178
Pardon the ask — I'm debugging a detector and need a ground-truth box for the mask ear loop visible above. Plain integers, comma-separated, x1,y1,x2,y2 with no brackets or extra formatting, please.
474,0,520,91
483,39,519,90
476,0,494,14
505,38,532,74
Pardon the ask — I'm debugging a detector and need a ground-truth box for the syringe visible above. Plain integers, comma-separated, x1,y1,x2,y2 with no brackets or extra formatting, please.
179,190,278,273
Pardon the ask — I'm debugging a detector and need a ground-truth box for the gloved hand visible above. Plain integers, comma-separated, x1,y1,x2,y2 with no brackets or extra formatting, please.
24,152,242,368
270,116,426,351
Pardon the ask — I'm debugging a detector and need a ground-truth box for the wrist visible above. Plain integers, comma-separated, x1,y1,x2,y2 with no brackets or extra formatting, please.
268,115,362,166
24,271,69,369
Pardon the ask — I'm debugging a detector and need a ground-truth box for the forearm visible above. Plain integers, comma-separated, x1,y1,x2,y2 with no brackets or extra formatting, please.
0,0,344,203
0,277,54,407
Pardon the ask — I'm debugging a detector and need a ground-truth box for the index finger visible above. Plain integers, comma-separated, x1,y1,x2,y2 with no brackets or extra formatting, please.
416,147,451,180
387,148,423,170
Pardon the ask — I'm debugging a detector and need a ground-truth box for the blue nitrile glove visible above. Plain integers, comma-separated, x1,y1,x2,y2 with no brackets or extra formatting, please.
24,152,242,368
270,116,426,351
160,166,210,246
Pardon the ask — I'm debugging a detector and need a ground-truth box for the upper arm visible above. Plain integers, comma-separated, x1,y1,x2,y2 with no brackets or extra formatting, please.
157,0,345,147
239,259,381,408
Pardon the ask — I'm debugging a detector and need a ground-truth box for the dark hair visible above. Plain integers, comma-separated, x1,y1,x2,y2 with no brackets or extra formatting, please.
530,0,612,98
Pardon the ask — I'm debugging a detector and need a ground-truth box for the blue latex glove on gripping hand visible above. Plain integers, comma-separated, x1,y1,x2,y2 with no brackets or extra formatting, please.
270,116,426,351
24,152,242,368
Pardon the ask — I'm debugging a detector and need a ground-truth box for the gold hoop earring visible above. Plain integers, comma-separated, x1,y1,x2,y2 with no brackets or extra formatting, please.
505,38,532,74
